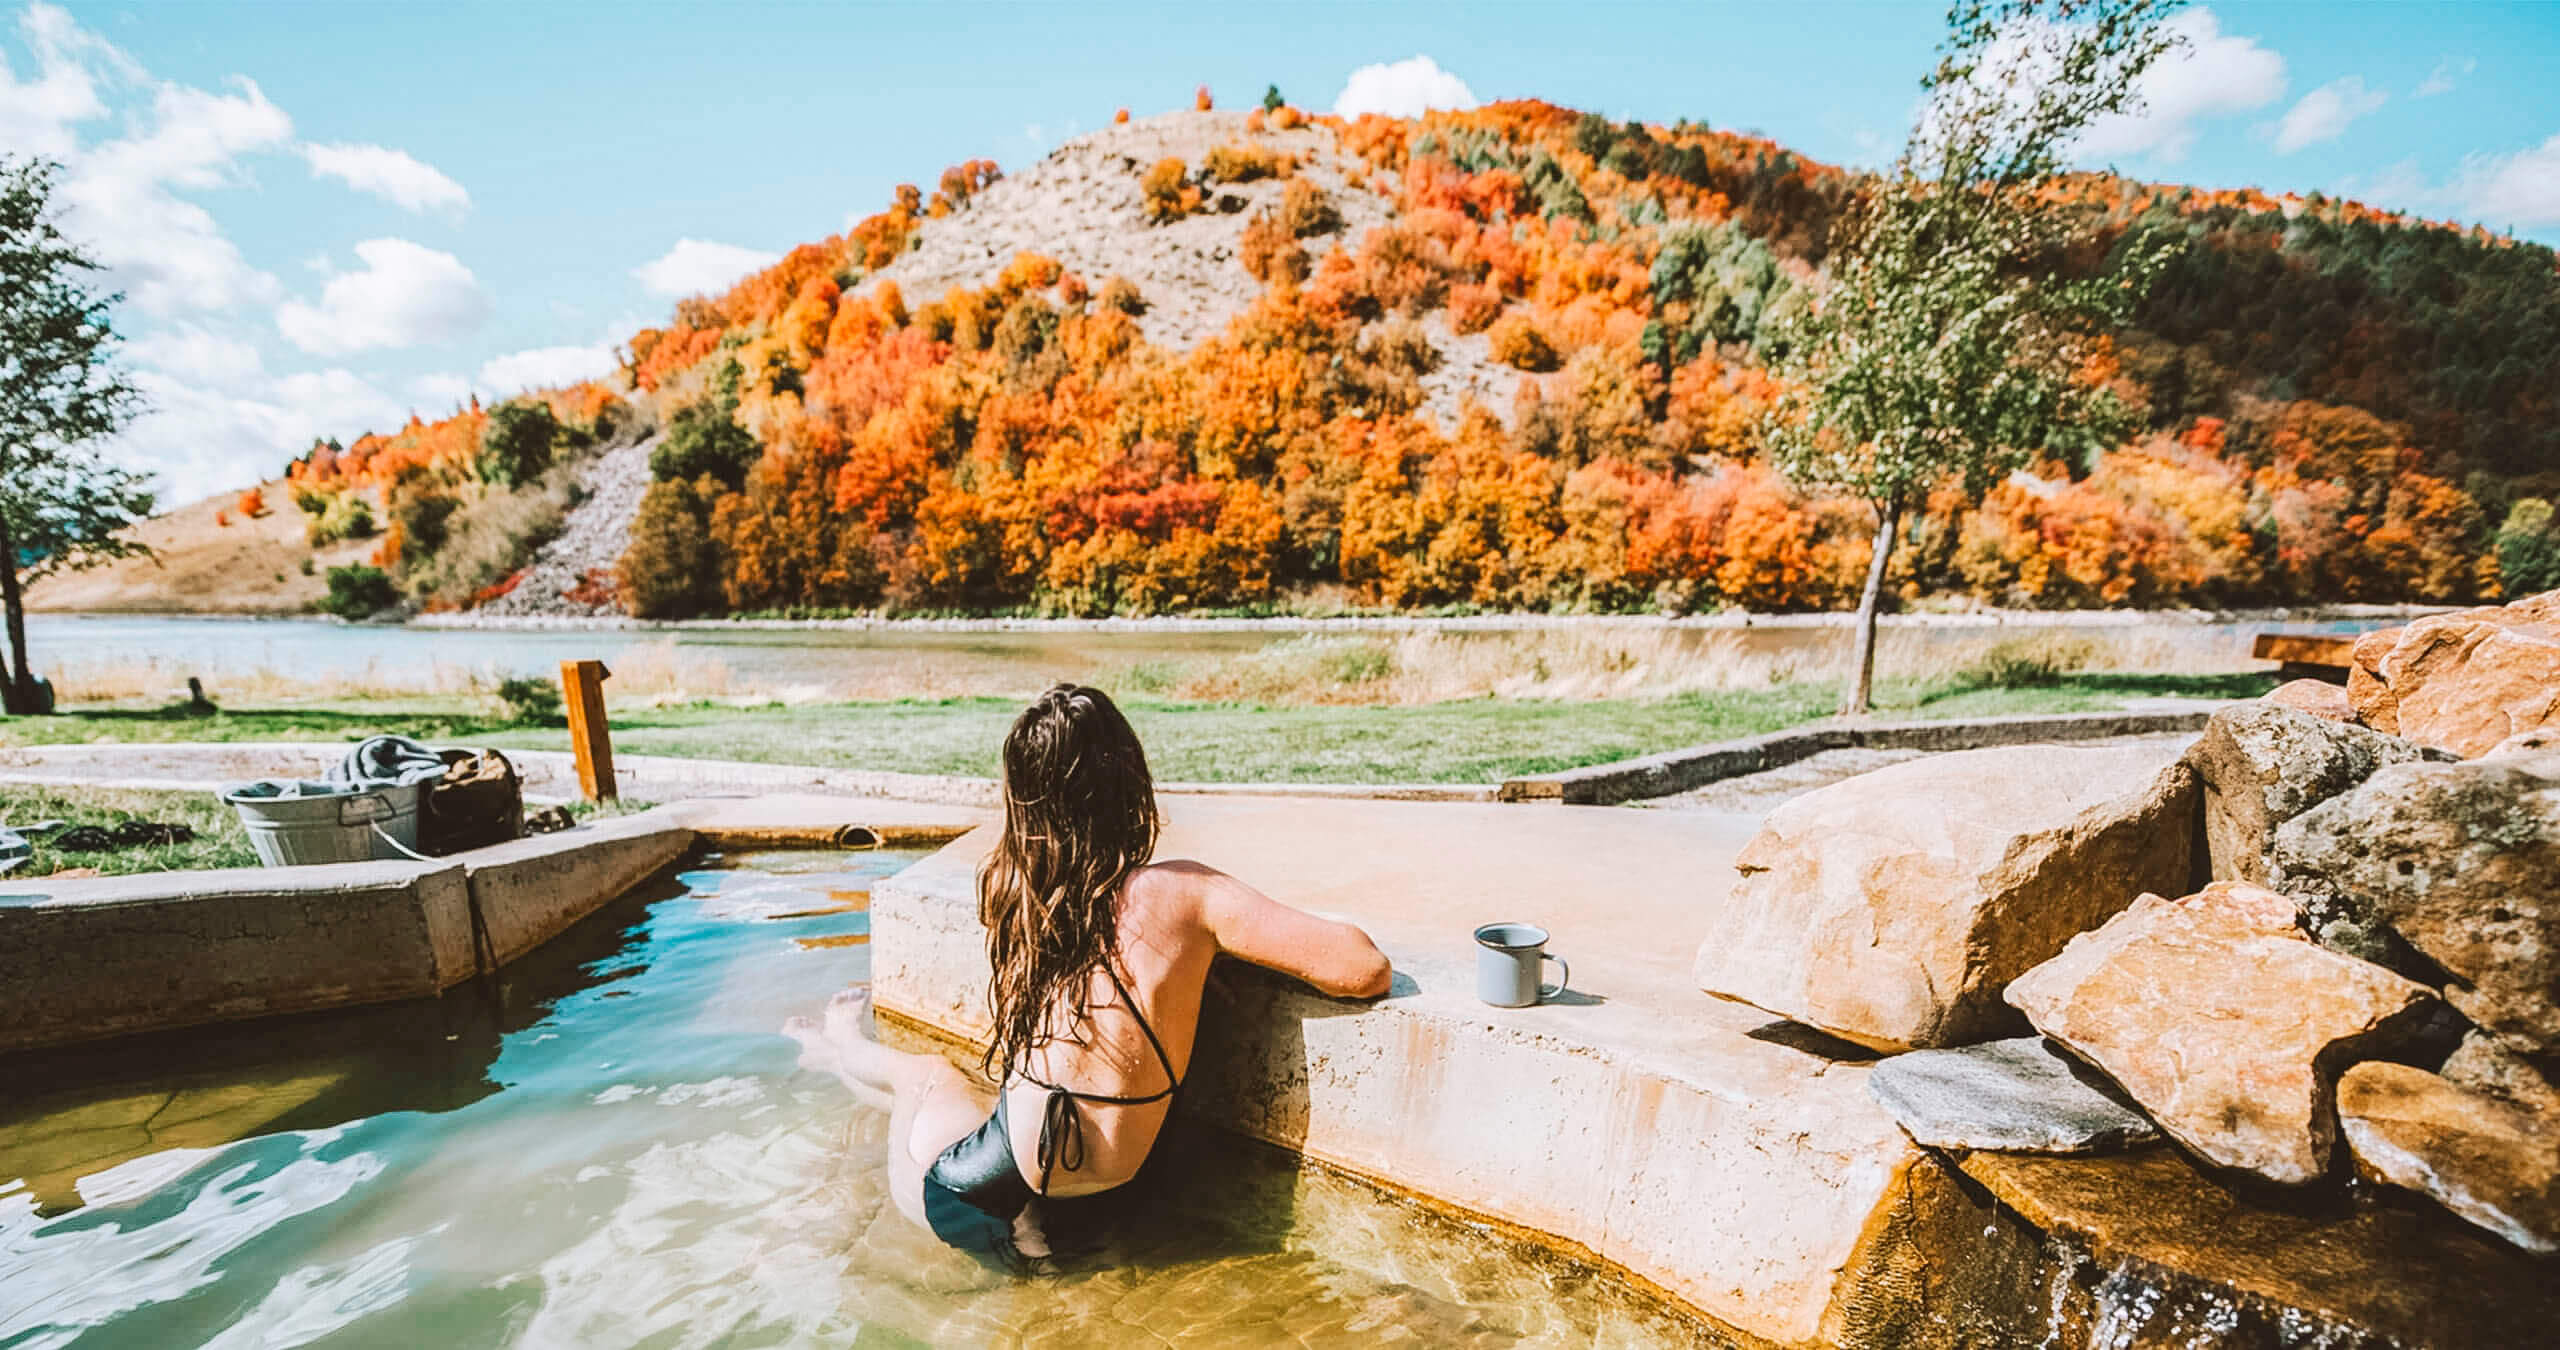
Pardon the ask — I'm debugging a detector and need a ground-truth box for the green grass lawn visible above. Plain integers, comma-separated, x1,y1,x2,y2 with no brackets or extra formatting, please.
0,670,2269,786
0,785,259,877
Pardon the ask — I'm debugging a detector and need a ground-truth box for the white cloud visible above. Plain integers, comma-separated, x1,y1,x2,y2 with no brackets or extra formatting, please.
2077,7,2286,164
2414,58,2473,98
408,371,473,407
1332,55,1477,120
0,1,125,157
631,237,779,298
477,344,615,394
123,323,264,386
114,365,406,506
277,238,490,355
2450,133,2560,230
303,141,468,213
2272,76,2386,154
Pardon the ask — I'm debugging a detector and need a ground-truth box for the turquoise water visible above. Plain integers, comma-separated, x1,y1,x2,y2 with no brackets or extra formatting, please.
0,852,1714,1348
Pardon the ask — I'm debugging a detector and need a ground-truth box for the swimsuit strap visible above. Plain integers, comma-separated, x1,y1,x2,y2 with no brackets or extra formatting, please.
1019,958,1185,1194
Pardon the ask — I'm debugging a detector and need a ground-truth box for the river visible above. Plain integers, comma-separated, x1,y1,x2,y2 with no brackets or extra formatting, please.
23,611,2400,703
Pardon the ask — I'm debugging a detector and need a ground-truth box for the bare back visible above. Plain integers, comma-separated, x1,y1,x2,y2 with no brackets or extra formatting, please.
1000,858,1392,1195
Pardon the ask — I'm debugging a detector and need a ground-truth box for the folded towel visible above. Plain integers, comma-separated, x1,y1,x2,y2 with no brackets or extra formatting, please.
330,735,447,789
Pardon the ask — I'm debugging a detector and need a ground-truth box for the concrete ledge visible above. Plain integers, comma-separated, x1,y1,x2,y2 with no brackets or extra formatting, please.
0,793,990,1055
0,860,468,1055
873,797,2005,1346
1500,708,2222,805
669,792,987,850
453,813,697,967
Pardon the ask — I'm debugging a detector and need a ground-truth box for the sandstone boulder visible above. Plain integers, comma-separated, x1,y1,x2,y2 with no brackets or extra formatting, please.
2273,751,2560,1052
2263,677,2355,722
1866,1037,2158,1154
1695,743,2195,1052
2442,1030,2560,1117
2338,1061,2559,1254
2347,591,2560,757
2185,703,2440,887
2006,881,2435,1184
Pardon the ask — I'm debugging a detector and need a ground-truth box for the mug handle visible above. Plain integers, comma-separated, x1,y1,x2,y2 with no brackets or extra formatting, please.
1539,953,1569,1002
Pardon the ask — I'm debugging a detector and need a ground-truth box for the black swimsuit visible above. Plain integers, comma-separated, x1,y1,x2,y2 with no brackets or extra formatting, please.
920,963,1182,1269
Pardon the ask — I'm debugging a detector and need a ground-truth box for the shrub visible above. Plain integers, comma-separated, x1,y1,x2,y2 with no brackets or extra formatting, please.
317,564,399,619
1274,178,1339,236
1195,84,1213,112
494,675,564,726
1271,104,1304,131
397,470,575,608
391,484,461,559
214,510,231,528
1239,210,1309,284
1487,313,1561,372
617,476,726,618
1960,635,2100,688
651,360,760,487
2496,497,2560,598
1203,142,1291,183
306,493,377,546
1141,158,1196,223
1447,283,1503,335
1113,106,1129,124
1098,275,1148,316
235,486,267,518
479,398,563,488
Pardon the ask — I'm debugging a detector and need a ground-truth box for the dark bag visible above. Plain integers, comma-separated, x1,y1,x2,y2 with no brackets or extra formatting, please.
418,748,525,856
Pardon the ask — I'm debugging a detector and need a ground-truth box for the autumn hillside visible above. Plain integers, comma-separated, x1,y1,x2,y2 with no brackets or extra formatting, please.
57,96,2560,619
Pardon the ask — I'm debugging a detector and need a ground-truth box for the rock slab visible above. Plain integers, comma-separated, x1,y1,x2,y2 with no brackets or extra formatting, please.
2006,881,2435,1184
2350,590,2560,758
2186,702,2439,887
2338,1061,2560,1254
1695,742,2196,1052
2274,750,2560,1052
2263,677,2356,722
1867,1037,2159,1153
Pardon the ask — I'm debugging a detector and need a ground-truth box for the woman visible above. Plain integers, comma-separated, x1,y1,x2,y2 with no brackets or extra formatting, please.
786,683,1392,1267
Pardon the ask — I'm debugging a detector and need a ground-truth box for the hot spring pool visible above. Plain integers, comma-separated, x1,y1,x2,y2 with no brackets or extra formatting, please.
1,851,1714,1347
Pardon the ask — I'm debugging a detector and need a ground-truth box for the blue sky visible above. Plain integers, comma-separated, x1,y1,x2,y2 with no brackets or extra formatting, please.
9,0,2557,503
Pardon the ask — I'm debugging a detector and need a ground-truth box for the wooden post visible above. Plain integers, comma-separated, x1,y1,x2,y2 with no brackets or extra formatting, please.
560,659,616,802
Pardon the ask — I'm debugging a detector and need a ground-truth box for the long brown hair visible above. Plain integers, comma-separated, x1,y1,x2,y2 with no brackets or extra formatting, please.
977,683,1160,1078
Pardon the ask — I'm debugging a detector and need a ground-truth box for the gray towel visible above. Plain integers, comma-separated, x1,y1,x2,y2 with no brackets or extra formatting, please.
330,735,447,789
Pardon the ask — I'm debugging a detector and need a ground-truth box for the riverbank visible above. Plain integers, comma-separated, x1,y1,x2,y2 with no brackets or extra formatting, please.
26,610,2361,708
2,673,2265,785
403,603,2441,634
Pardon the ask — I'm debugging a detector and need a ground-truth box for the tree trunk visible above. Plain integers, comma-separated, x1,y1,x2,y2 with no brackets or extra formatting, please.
1842,498,1901,717
0,514,33,715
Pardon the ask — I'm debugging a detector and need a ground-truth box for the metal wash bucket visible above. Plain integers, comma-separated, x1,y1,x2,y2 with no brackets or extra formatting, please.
219,780,424,866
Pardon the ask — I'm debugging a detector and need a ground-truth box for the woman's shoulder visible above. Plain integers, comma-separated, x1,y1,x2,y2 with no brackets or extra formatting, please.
1123,859,1228,914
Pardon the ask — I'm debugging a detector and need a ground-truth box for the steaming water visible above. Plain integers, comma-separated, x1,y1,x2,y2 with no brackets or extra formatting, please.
0,852,1714,1348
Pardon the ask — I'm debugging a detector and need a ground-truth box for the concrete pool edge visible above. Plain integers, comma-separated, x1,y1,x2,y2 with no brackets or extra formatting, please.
1498,707,2223,805
868,800,2039,1347
0,793,989,1056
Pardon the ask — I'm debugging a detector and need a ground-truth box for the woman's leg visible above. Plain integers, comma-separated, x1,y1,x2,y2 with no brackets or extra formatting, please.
785,988,997,1231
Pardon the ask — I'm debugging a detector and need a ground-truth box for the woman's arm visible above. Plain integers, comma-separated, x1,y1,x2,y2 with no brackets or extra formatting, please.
1158,860,1392,999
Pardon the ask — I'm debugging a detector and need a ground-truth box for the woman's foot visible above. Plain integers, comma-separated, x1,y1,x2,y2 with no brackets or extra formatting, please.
784,987,893,1108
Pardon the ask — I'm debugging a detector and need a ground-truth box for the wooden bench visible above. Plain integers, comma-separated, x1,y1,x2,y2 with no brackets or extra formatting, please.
2252,631,2357,683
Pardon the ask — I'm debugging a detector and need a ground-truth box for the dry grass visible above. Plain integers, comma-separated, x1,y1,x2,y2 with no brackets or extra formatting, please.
48,638,750,713
1115,625,2230,706
46,624,2248,713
